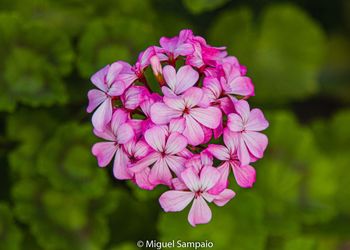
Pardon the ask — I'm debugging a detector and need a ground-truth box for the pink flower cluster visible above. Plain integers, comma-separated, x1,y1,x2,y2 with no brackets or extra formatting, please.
87,30,269,227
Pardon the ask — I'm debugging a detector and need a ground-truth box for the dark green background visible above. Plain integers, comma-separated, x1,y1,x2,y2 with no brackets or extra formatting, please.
0,0,349,249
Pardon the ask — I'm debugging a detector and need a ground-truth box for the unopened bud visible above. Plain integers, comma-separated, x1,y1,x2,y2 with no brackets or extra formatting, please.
150,55,165,85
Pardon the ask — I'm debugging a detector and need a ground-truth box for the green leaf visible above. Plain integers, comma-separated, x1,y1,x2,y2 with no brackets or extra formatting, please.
0,203,23,250
182,0,229,14
209,4,326,104
78,17,157,78
0,14,74,111
284,237,316,250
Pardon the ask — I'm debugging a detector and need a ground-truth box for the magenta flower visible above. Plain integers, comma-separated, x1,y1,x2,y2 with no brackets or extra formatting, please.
207,128,256,188
130,126,188,186
220,62,255,97
227,100,269,165
122,139,155,190
157,29,194,63
159,166,235,227
92,109,134,177
150,87,222,146
161,65,199,97
121,86,148,110
87,62,133,131
186,35,227,69
88,29,269,226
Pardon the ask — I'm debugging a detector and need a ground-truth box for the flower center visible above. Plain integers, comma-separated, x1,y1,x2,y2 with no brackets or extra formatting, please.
194,190,202,198
183,106,190,114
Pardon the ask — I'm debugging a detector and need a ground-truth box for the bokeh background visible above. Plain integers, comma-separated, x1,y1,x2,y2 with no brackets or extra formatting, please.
0,0,349,249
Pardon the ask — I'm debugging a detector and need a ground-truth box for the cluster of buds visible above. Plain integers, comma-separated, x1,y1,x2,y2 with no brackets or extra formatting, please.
87,29,269,226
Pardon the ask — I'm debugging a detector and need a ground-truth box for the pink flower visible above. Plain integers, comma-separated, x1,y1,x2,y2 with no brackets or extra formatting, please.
88,29,269,226
92,109,134,177
227,100,269,165
159,166,235,227
161,65,199,97
122,139,155,190
130,126,188,186
150,87,222,146
157,29,194,62
121,86,148,110
87,62,133,131
220,62,255,97
133,46,156,78
207,128,257,188
186,35,227,69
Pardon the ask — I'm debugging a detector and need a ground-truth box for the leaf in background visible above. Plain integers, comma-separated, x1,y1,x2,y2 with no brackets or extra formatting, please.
0,14,74,111
319,34,350,103
10,122,120,250
78,17,157,78
7,109,59,178
0,203,23,250
283,237,316,250
209,7,255,61
314,109,350,216
209,4,326,104
182,0,229,14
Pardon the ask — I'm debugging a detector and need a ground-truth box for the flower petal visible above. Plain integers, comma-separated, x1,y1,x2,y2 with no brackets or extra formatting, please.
224,76,254,96
163,96,186,111
223,128,239,155
183,116,204,146
188,196,212,227
181,167,200,192
116,123,134,144
150,102,182,124
172,178,188,190
213,189,236,206
91,65,108,91
91,98,113,131
149,158,172,186
87,89,106,113
199,166,221,191
242,131,268,159
234,100,250,122
106,62,123,86
245,109,269,131
163,65,177,91
182,87,203,108
111,109,129,133
190,107,222,129
165,132,188,155
159,191,194,212
108,80,127,96
206,144,230,161
145,126,167,152
232,164,256,188
175,65,199,94
134,140,150,159
227,113,244,132
208,162,230,195
92,142,117,167
113,148,132,180
237,134,251,165
130,152,159,173
122,86,146,110
175,43,193,57
93,128,115,141
169,118,185,133
134,167,155,190
164,155,186,177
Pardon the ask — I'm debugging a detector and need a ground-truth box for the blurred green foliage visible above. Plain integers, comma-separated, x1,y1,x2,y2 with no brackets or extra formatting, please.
0,0,349,249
